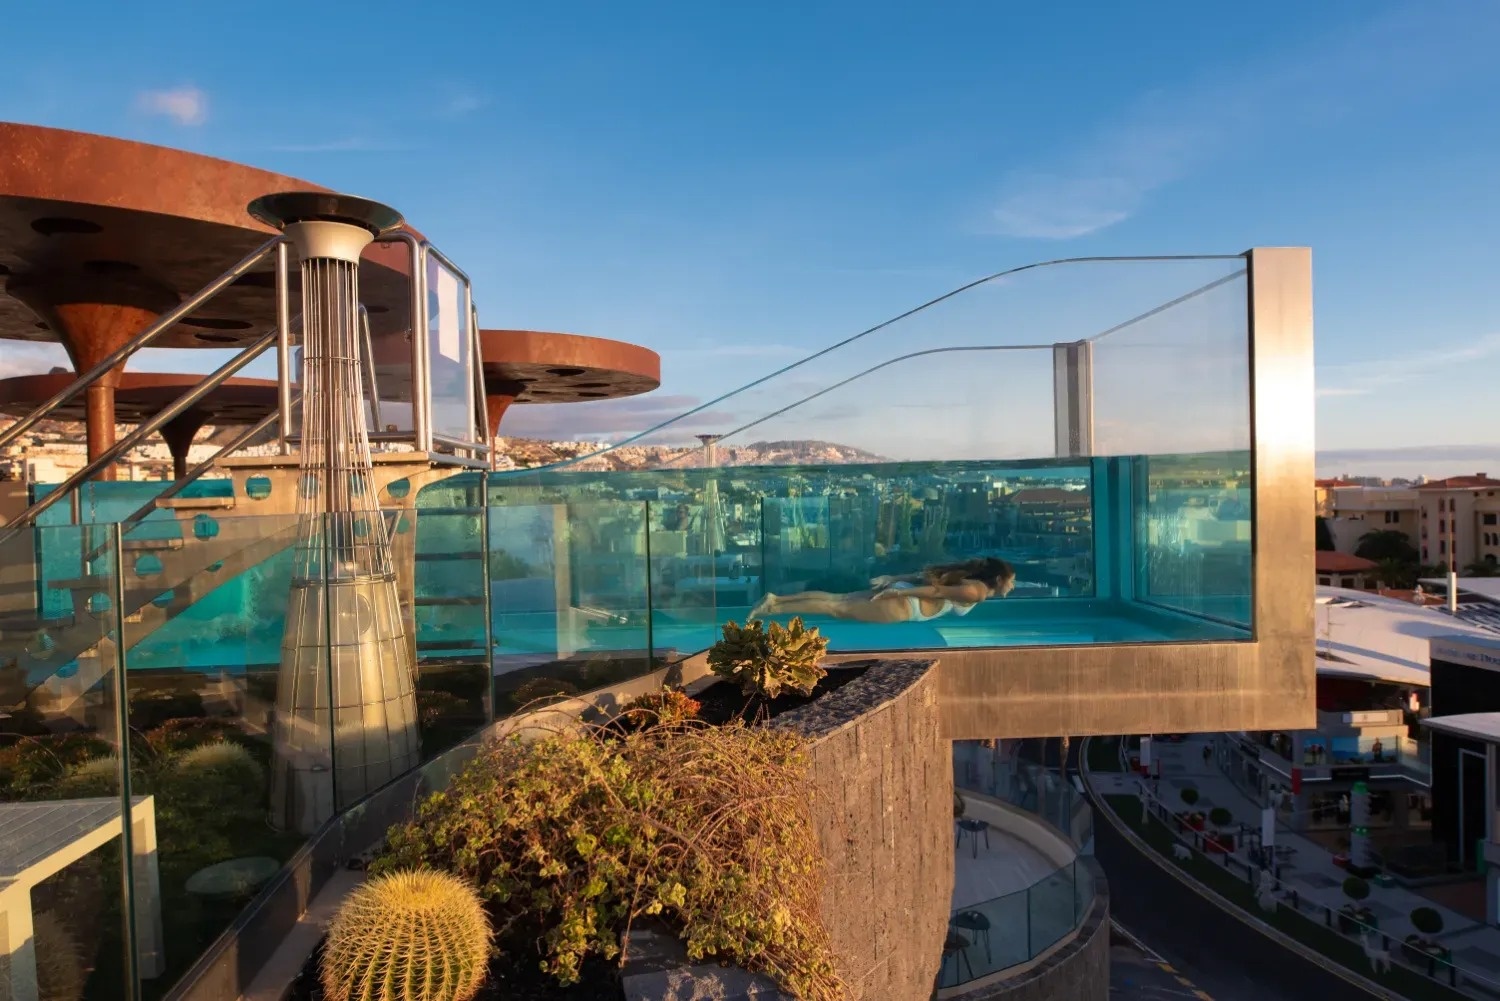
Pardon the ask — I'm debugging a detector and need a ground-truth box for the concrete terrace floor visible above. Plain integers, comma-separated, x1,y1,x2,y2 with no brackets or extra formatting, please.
1095,735,1500,992
952,825,1059,910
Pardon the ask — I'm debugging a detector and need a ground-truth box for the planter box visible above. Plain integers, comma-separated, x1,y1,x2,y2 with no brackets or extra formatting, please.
625,657,950,1001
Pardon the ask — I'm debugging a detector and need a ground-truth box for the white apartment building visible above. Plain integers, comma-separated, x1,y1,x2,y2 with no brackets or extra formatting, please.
1325,475,1500,569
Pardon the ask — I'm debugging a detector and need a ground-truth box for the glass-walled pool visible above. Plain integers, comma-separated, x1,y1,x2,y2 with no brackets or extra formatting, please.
0,251,1269,998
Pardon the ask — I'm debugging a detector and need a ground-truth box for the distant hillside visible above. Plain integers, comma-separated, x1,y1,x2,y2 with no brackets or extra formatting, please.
497,436,888,471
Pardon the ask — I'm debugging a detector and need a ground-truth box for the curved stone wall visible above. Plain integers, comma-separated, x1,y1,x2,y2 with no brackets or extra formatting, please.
771,657,952,1000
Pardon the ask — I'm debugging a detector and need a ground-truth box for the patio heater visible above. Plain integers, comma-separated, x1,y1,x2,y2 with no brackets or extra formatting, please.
249,192,419,834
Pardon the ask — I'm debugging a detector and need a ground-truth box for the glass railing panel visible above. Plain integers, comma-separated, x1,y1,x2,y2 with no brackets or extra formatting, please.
942,890,1030,987
487,497,654,716
424,250,479,446
364,252,420,439
647,495,722,657
0,525,135,1000
1089,267,1252,629
113,512,330,999
410,506,491,759
32,477,235,530
481,257,1251,654
1027,861,1079,957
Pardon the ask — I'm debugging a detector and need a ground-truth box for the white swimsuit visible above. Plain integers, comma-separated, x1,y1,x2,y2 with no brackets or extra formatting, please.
887,581,978,623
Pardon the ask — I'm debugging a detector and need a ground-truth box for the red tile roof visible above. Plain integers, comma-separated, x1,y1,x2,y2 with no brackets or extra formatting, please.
1417,474,1500,490
1009,488,1089,505
1316,551,1378,573
1316,478,1361,488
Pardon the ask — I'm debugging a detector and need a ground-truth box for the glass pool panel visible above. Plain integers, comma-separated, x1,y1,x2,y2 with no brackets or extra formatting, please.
114,513,326,999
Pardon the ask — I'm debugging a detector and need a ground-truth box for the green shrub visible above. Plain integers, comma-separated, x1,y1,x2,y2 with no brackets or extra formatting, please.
322,870,491,1001
375,722,843,999
707,617,828,701
1342,875,1370,902
128,687,205,731
0,733,112,796
145,717,244,755
1209,806,1233,827
1180,787,1200,807
1410,906,1444,936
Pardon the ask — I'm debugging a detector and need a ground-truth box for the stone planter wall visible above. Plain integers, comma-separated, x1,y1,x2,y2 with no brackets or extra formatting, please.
625,657,952,1001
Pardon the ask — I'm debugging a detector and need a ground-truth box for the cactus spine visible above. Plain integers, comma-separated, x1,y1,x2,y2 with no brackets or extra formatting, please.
321,870,492,1001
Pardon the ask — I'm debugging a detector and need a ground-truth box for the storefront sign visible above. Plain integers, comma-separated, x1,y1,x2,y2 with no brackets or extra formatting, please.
1431,635,1500,671
1331,765,1370,782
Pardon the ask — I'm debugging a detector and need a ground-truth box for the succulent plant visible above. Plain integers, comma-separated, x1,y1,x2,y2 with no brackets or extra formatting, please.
321,869,492,1001
708,617,829,700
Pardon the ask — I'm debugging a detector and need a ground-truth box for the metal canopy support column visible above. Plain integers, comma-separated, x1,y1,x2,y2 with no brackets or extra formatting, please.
1052,340,1094,459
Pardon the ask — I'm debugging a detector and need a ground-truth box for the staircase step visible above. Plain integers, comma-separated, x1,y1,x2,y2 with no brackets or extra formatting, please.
0,615,74,633
155,496,237,511
121,537,186,552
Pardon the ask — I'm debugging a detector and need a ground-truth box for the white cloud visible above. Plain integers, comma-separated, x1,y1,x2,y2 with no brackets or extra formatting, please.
134,85,208,126
441,90,486,118
1318,332,1500,398
0,342,69,378
988,2,1500,239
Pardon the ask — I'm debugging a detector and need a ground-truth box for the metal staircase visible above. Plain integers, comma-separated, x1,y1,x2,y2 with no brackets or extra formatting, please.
0,211,490,718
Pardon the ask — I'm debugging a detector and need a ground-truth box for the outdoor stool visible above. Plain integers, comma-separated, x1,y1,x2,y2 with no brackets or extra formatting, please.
952,909,992,963
942,930,975,981
956,817,990,858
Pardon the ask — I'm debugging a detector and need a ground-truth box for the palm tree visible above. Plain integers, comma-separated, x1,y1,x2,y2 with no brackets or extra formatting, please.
1374,559,1418,589
1355,529,1419,565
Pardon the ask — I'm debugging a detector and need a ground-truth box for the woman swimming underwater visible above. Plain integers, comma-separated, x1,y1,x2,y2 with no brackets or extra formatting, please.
748,557,1016,624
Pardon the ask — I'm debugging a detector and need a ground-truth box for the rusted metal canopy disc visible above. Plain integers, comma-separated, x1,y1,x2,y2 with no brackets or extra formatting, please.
479,329,661,404
0,122,420,351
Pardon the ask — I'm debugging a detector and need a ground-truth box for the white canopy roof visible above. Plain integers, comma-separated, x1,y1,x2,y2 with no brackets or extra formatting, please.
1315,585,1496,687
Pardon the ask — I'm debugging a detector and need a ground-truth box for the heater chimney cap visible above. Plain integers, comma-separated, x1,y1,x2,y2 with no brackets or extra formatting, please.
247,191,403,237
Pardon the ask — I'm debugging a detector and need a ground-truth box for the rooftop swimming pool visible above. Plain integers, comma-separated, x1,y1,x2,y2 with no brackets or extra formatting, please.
14,448,1252,685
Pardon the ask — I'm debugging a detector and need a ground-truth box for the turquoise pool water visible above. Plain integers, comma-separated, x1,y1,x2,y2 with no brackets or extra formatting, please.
21,450,1252,682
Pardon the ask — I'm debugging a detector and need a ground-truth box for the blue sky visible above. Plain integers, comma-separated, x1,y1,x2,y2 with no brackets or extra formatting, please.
3,0,1499,476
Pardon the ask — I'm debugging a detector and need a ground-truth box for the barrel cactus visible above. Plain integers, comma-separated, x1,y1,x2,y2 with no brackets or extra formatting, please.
321,870,491,1001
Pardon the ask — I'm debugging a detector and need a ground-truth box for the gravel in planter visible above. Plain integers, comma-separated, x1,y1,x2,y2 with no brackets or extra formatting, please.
692,664,870,726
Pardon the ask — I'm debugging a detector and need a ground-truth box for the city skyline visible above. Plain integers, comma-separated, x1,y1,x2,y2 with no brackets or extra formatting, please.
0,0,1497,478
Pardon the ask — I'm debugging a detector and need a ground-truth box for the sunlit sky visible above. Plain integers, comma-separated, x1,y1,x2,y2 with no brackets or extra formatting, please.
2,0,1498,478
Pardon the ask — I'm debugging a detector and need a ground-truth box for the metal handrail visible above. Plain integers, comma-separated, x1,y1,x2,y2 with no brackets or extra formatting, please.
2,326,280,533
82,391,302,565
0,236,282,454
360,306,384,434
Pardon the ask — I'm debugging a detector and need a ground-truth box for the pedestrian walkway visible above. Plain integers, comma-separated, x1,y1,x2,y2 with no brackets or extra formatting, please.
1091,734,1500,989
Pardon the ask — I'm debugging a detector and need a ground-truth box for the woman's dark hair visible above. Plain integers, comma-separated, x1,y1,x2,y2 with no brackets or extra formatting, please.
925,557,1015,589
